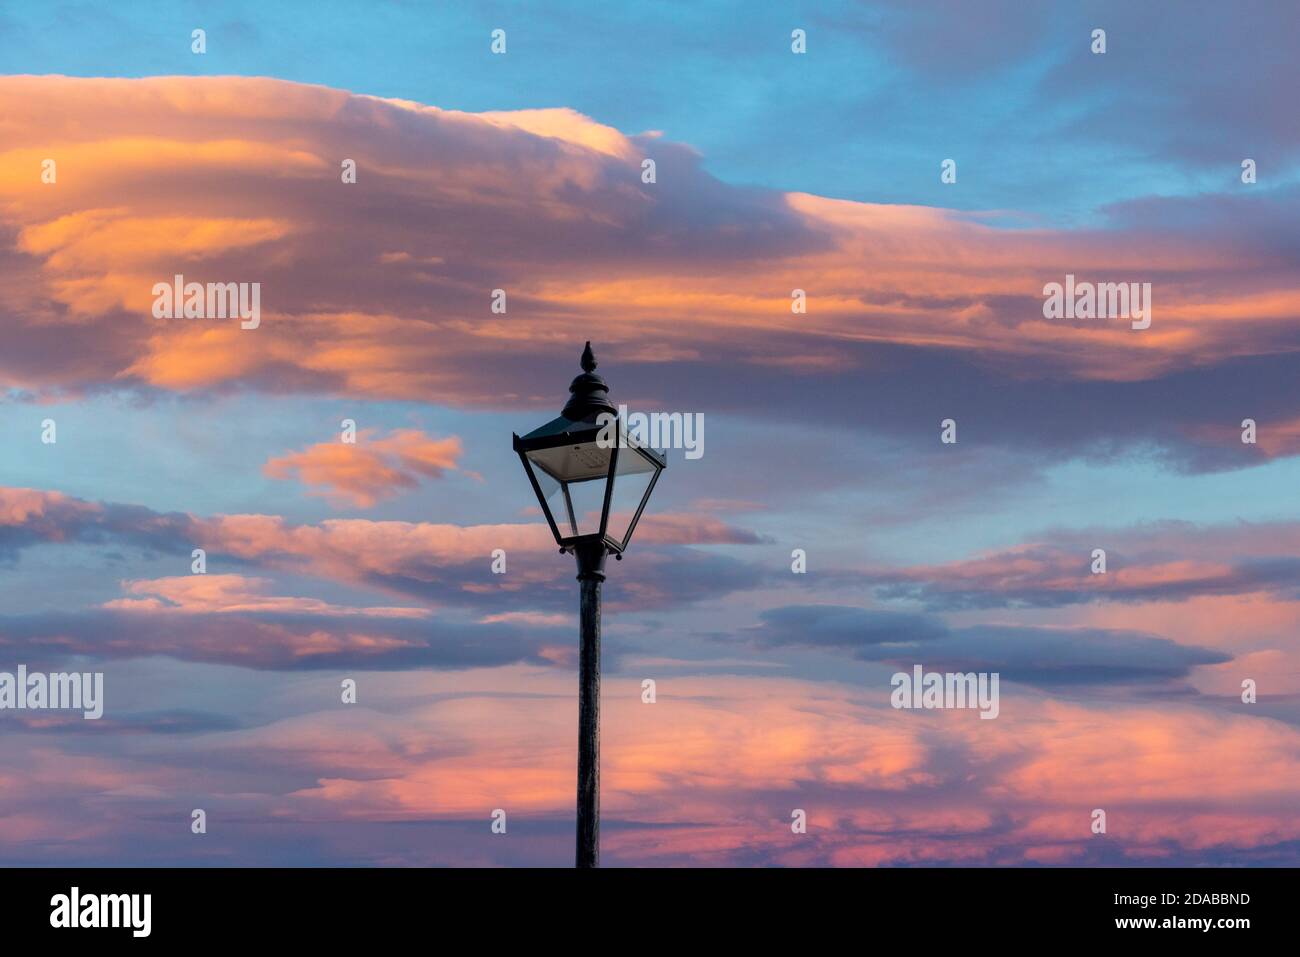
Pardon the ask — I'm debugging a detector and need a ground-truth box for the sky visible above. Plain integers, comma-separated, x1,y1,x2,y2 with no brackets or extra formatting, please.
0,0,1298,866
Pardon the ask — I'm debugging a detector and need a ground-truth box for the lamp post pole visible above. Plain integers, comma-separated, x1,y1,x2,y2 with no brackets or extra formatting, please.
573,538,607,868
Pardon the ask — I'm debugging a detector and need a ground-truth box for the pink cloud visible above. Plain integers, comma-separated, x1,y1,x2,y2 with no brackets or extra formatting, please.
104,574,431,618
0,486,762,615
866,519,1300,608
242,669,1300,863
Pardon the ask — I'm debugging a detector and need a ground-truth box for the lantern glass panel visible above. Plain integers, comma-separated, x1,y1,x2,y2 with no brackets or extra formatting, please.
525,441,612,538
605,446,659,548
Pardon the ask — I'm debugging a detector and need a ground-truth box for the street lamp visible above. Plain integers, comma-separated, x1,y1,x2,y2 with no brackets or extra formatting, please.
513,342,666,868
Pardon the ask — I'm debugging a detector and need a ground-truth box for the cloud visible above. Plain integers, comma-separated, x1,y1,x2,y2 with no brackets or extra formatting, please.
743,604,1229,686
103,574,431,618
263,429,467,507
747,605,947,648
0,75,1296,459
0,486,190,559
0,486,767,619
7,666,1294,865
479,611,570,627
0,482,757,561
863,520,1300,609
0,607,557,671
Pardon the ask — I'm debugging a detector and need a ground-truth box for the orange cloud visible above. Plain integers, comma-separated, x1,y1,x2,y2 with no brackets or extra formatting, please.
2,75,1296,403
264,429,466,507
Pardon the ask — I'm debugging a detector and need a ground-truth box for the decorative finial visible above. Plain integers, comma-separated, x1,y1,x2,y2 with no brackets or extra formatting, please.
561,341,616,421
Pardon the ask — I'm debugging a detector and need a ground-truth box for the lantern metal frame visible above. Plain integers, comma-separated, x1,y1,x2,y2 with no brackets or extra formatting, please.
513,416,666,555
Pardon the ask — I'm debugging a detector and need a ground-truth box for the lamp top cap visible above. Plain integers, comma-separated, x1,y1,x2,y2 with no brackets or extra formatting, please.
562,341,616,421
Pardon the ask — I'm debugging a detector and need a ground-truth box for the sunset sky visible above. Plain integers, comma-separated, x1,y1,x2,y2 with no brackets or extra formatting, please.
1,1,1298,866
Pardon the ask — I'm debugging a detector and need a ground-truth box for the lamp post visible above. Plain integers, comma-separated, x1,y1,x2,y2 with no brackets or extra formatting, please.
513,342,666,868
